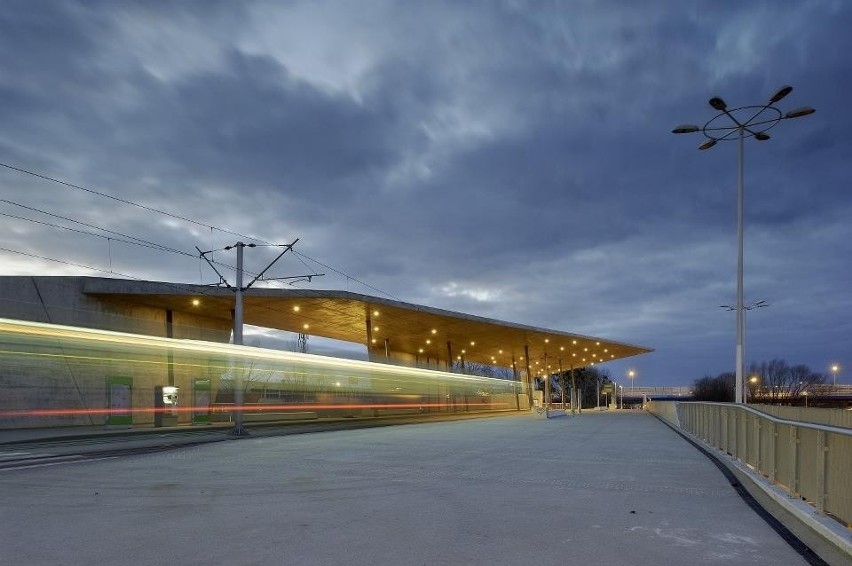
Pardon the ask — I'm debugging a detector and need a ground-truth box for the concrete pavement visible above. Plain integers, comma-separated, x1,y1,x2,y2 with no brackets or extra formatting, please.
0,411,823,565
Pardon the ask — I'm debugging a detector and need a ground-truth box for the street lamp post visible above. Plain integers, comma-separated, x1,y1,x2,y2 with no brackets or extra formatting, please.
628,370,635,394
674,86,814,404
831,364,840,386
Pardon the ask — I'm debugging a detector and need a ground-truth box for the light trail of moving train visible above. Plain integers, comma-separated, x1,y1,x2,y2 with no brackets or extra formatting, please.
0,318,524,427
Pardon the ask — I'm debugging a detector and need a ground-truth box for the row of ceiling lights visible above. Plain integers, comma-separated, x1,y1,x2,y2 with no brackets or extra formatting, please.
288,303,618,368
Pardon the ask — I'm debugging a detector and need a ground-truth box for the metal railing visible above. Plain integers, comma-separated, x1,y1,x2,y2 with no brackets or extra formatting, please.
650,401,852,528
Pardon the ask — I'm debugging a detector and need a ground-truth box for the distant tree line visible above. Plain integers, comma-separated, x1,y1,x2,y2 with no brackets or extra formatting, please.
453,360,514,379
692,358,831,404
533,366,612,408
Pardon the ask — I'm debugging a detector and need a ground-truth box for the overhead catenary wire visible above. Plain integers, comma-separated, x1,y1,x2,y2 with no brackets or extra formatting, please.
1,161,431,358
0,207,259,281
1,160,401,301
0,162,263,244
0,244,307,319
0,206,192,257
0,243,388,354
0,211,405,354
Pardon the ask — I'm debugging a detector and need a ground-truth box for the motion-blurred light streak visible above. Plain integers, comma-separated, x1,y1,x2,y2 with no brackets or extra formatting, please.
0,318,524,427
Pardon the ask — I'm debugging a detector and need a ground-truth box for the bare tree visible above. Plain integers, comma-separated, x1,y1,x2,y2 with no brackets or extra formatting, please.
749,359,826,404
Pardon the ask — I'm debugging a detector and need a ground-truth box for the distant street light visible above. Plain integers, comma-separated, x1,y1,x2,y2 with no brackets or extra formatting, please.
675,87,815,404
831,364,840,386
748,375,760,402
628,370,636,393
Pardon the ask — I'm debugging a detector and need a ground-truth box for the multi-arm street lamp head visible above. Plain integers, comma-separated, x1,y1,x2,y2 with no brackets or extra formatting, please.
786,107,816,119
709,96,727,111
672,124,700,134
671,85,815,149
769,85,793,104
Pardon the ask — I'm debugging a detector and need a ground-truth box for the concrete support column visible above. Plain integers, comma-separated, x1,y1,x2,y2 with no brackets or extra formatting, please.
524,345,533,408
365,316,374,362
166,309,175,387
543,351,550,415
512,356,520,410
571,365,577,415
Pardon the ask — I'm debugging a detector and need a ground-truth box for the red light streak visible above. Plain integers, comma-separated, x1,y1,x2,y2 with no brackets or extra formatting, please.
0,402,509,418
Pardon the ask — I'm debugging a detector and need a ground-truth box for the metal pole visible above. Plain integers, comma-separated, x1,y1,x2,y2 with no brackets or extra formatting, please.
743,309,748,403
524,345,533,409
544,352,550,418
673,87,814,405
570,365,577,415
233,242,245,435
736,126,745,404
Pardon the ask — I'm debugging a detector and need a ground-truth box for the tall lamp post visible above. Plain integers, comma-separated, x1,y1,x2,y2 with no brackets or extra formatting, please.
673,86,814,404
831,364,840,386
628,370,635,394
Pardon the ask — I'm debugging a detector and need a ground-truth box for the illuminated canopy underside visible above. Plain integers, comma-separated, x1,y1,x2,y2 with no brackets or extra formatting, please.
85,280,652,370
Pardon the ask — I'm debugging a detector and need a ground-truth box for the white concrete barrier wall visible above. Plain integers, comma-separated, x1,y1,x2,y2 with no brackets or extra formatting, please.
646,400,679,428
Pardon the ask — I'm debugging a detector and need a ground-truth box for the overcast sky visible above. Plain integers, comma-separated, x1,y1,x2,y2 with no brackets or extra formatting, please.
1,1,850,386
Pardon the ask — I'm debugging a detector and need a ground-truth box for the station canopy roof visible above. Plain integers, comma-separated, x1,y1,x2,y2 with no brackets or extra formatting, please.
85,278,652,371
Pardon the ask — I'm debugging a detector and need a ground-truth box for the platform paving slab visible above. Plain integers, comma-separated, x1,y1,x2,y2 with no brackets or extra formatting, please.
0,411,820,565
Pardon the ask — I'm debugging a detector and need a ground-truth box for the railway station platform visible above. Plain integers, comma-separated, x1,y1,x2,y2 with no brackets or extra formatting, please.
0,411,846,565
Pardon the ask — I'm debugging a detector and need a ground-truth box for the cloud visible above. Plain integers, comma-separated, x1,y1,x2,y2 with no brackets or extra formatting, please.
1,0,850,384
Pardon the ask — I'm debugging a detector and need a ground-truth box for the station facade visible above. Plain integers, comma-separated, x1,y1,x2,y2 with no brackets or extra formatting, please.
0,276,652,428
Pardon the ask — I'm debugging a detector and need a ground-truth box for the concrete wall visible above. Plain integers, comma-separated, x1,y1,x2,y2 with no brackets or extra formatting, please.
0,276,231,340
646,400,680,427
0,276,231,428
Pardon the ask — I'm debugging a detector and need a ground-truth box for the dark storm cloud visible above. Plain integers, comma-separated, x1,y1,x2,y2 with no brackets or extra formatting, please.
1,0,850,384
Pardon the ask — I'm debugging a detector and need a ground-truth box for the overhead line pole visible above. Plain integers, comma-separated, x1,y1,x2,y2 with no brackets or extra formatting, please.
197,239,319,436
